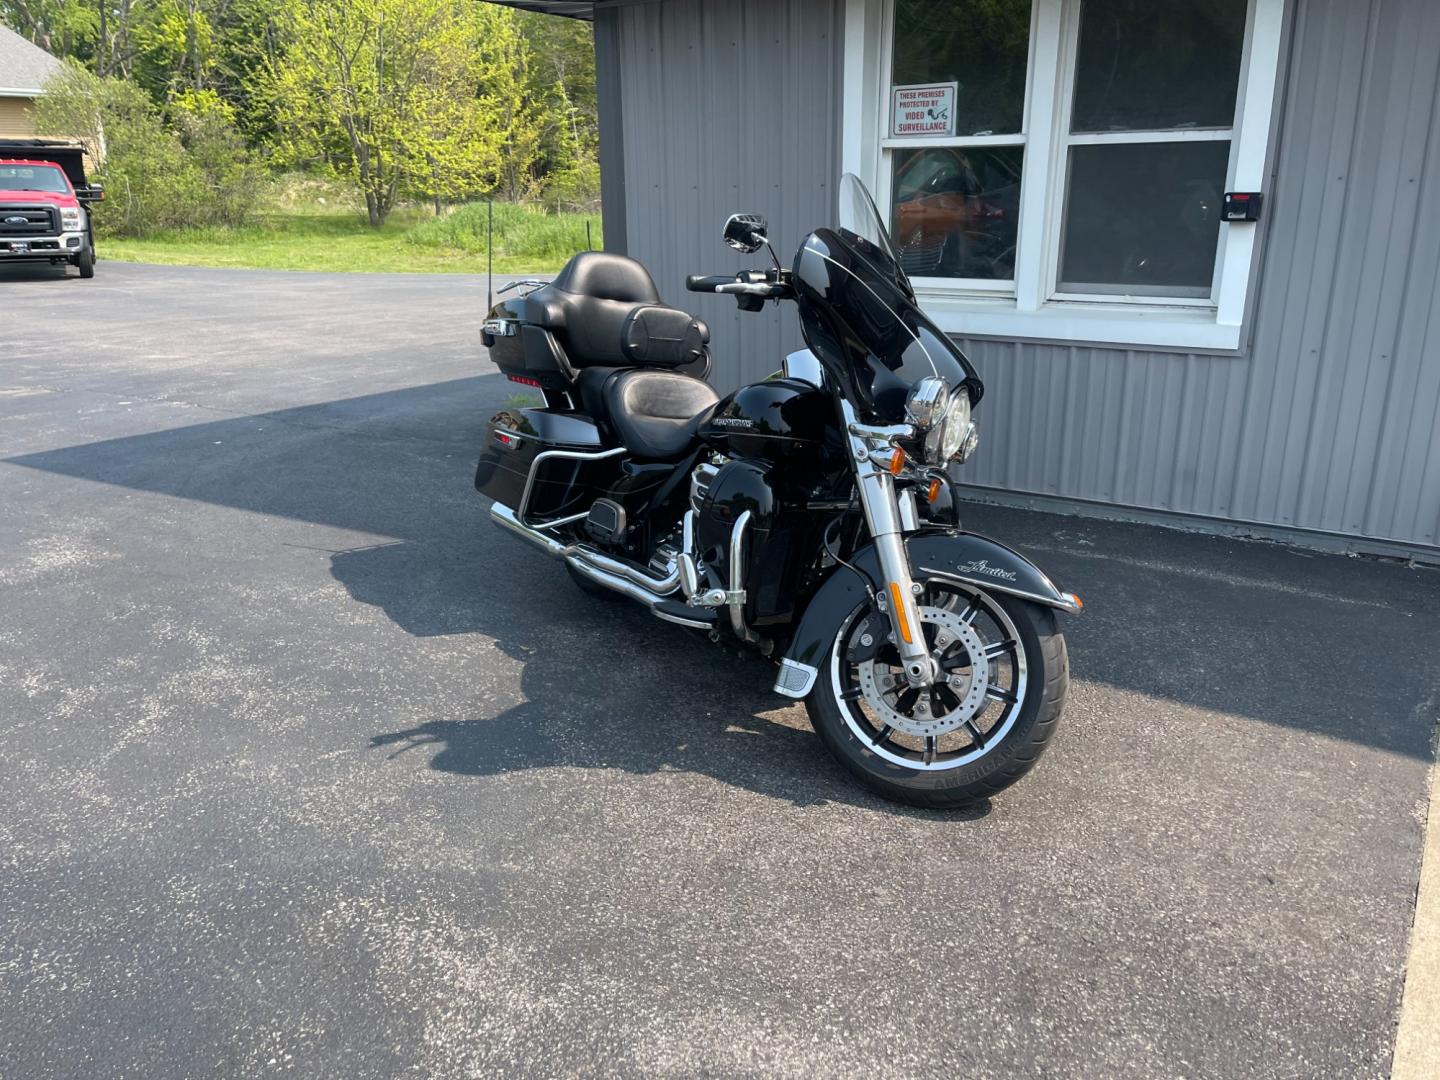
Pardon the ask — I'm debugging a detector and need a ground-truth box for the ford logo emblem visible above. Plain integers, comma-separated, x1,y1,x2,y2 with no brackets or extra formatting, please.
3,215,28,225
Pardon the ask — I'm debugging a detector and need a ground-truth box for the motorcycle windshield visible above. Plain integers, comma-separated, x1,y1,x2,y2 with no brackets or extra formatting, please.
792,174,983,421
836,173,910,295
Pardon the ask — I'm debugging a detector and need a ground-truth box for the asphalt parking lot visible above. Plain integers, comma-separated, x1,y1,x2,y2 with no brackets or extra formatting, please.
2,260,1438,1079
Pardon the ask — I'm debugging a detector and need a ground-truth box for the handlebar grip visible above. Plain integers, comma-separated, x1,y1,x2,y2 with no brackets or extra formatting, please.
685,274,737,292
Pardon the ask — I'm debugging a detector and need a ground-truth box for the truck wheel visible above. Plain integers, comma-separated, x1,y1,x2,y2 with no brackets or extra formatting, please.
75,244,95,279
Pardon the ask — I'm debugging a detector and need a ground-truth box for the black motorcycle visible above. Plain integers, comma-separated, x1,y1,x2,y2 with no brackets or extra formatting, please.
475,174,1080,808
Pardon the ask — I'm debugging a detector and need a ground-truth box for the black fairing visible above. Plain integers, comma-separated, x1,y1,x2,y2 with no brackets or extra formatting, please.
792,228,983,423
697,377,831,464
698,459,819,627
698,459,776,555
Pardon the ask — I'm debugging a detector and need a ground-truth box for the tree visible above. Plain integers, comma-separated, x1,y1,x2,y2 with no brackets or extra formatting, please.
259,0,533,226
516,9,597,208
35,60,263,234
0,0,98,65
5,0,601,221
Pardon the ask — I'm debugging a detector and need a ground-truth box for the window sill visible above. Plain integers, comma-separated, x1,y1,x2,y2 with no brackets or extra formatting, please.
916,293,1244,352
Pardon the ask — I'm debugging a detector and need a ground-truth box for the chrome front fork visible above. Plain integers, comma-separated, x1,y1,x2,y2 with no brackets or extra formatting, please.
841,400,937,688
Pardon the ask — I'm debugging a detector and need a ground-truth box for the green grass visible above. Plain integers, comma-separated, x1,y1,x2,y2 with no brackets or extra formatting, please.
101,201,602,275
407,201,601,264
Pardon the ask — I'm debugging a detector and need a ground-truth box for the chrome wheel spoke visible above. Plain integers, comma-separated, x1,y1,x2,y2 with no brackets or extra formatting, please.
985,683,1018,705
836,586,1029,772
983,638,1016,660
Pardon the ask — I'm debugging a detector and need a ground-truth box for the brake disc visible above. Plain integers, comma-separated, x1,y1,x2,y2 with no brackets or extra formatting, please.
855,604,991,738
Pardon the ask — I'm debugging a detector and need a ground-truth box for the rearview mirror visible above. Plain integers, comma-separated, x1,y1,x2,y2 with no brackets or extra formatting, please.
723,213,768,254
78,183,104,203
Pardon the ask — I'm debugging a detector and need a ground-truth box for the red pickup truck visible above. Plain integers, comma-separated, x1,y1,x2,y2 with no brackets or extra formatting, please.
0,140,103,279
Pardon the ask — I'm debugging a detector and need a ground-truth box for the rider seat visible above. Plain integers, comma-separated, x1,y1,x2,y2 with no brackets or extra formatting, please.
602,369,719,459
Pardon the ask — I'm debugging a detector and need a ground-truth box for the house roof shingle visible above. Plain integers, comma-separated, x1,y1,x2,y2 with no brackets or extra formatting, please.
0,23,63,96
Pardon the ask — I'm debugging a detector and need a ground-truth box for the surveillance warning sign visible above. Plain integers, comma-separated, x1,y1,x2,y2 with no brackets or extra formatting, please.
891,82,957,138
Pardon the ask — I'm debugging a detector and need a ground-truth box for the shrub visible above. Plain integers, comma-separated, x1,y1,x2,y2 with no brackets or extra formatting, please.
539,154,601,214
34,62,265,237
171,108,270,228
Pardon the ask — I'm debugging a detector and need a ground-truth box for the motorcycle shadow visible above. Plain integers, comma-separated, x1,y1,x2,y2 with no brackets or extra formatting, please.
335,538,990,820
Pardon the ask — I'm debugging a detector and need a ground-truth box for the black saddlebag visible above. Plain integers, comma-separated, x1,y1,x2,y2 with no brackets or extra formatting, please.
474,408,618,524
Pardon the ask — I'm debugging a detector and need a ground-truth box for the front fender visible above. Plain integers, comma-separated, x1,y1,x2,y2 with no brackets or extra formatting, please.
772,530,1080,700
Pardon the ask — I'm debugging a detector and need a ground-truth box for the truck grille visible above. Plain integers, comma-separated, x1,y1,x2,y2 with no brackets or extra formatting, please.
0,206,59,237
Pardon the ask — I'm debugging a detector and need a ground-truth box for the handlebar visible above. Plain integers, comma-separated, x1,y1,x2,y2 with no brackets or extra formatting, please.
685,274,737,293
686,273,791,299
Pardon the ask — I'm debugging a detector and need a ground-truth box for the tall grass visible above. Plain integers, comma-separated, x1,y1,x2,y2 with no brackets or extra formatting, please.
101,191,603,274
407,201,602,264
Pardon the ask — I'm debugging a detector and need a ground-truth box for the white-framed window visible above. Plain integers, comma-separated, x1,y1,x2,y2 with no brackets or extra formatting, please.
841,0,1287,350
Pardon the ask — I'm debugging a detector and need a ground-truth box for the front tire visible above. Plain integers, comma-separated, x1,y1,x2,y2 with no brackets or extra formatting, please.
806,580,1067,809
75,243,95,279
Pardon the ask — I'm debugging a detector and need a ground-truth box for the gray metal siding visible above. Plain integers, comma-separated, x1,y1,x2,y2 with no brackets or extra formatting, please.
612,0,1440,552
615,0,842,391
959,0,1440,551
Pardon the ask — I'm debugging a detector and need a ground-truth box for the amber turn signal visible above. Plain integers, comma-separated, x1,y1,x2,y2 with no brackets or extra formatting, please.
887,581,913,643
926,477,943,503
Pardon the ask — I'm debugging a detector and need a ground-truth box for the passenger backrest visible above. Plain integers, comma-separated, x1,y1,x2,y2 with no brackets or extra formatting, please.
523,252,708,369
551,251,662,303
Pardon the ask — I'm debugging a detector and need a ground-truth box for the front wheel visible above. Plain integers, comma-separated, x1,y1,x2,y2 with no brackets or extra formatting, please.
74,243,95,279
806,577,1067,809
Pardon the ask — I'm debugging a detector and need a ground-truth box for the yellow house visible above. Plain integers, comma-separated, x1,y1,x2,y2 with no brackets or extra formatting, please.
0,24,62,137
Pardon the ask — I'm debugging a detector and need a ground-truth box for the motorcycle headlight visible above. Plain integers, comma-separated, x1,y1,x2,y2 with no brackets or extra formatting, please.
904,376,949,432
956,420,980,463
940,392,970,461
923,389,972,465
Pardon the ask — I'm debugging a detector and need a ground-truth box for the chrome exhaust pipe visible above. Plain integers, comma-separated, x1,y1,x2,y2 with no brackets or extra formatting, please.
571,546,679,595
491,502,566,557
490,501,680,599
563,554,670,607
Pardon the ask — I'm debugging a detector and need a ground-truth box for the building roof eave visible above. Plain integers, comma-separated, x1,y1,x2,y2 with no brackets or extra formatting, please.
482,1,596,20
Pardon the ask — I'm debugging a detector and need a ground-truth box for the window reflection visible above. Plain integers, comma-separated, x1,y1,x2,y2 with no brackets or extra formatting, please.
890,147,1023,280
1072,0,1247,132
891,0,1032,136
1058,141,1229,294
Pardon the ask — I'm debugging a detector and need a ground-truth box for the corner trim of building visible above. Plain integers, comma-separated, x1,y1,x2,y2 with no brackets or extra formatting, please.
1393,728,1440,1079
593,7,627,257
954,484,1440,567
